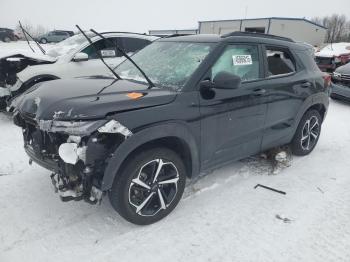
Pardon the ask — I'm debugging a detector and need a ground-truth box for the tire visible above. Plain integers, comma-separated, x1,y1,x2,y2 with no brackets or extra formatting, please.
0,96,8,111
3,36,11,42
291,109,322,156
109,147,187,225
40,38,48,44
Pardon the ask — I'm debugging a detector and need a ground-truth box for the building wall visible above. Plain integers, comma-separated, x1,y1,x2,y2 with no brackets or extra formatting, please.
268,19,326,46
199,19,327,46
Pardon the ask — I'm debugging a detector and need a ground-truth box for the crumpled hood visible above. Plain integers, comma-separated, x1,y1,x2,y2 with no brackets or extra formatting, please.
0,51,56,63
335,63,350,74
315,43,350,58
15,78,177,120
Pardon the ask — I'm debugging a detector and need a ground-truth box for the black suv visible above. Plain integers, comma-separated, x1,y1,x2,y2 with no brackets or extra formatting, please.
13,32,330,225
0,28,17,42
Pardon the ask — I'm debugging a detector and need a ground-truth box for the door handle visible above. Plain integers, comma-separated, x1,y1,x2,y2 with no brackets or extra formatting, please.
301,82,312,88
252,88,266,96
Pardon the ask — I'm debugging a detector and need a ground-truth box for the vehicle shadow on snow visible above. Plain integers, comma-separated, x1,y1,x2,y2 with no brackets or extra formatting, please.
183,146,292,199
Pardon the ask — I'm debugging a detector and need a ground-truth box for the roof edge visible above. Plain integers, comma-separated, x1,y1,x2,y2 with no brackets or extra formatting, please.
198,17,327,29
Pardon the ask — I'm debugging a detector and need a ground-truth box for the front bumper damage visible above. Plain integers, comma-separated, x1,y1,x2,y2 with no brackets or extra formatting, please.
14,112,132,204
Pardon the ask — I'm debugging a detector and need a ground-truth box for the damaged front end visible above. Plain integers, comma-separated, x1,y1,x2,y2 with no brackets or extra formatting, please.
0,54,54,108
14,112,132,204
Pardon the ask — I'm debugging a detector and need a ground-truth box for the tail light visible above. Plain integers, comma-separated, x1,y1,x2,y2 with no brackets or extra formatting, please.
323,74,331,88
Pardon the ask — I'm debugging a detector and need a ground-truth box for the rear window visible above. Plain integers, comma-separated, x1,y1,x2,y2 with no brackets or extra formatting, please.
265,47,296,76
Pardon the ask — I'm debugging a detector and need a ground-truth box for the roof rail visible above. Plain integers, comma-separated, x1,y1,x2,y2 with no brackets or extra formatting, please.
162,33,195,38
221,31,294,42
98,31,149,36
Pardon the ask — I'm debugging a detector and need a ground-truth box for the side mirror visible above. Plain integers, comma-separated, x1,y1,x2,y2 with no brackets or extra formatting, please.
212,71,241,89
200,71,241,90
73,52,89,62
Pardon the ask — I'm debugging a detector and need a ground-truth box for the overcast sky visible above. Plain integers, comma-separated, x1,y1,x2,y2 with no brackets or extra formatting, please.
2,0,350,33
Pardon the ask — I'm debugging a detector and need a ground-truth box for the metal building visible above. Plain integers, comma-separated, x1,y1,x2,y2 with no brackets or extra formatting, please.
198,17,327,46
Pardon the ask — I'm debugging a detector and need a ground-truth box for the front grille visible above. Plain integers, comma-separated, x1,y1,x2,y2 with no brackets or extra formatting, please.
19,112,67,158
340,74,350,81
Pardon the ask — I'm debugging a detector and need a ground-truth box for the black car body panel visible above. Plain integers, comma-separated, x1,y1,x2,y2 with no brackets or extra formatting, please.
0,28,16,41
13,79,177,120
13,33,330,201
331,63,350,102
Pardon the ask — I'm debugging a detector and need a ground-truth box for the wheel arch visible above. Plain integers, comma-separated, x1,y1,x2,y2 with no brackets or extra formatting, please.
13,74,59,97
292,92,329,135
101,122,200,191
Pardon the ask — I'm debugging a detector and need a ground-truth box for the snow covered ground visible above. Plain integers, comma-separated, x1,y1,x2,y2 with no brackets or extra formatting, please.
0,99,350,261
0,41,53,58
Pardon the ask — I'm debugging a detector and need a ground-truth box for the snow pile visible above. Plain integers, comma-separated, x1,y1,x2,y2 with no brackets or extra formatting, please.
315,42,350,57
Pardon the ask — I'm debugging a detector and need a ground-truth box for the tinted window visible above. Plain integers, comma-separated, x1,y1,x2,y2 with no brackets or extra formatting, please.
81,37,122,59
211,44,260,82
55,31,68,36
266,47,296,76
122,38,151,54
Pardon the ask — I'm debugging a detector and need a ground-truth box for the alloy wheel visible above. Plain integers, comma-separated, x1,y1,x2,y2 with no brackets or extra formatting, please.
300,115,320,151
128,159,179,216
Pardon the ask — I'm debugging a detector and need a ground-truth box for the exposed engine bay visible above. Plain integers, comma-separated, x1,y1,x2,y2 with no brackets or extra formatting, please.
0,54,54,87
13,111,132,204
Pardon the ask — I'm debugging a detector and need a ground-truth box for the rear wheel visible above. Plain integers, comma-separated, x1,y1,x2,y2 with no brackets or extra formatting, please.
109,148,186,225
291,110,322,156
40,38,48,44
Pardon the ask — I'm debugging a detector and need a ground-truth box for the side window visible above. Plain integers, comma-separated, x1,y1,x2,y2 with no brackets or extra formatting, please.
81,38,118,59
265,47,296,76
211,44,260,82
122,38,151,54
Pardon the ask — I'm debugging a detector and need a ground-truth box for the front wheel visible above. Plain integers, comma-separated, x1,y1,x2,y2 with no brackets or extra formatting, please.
3,36,11,42
109,148,186,225
291,110,322,156
40,38,48,44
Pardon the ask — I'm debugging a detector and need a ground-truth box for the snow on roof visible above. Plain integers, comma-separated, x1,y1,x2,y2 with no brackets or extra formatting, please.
315,42,350,57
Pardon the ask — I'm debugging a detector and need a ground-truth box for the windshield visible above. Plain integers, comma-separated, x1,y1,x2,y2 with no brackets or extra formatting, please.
114,41,214,90
46,32,95,58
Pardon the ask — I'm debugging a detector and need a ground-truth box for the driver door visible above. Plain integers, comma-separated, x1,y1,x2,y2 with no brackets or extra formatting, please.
199,43,269,170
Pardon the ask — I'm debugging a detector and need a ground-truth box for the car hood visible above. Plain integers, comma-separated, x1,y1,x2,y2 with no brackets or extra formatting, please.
335,63,350,74
15,78,177,120
0,51,56,62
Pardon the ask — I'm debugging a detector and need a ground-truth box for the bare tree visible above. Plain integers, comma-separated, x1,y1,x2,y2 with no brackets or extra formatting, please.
15,21,49,39
312,14,349,43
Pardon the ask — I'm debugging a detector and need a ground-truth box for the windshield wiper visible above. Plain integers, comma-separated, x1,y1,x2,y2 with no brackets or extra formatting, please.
19,21,46,55
76,25,121,80
18,21,35,53
90,29,155,89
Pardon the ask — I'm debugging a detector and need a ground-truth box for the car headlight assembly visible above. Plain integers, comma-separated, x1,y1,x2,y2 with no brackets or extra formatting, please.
39,119,132,138
48,120,107,135
333,72,341,79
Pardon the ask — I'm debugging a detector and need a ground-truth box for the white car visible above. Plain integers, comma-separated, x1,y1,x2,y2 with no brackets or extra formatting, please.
315,42,350,72
0,32,157,109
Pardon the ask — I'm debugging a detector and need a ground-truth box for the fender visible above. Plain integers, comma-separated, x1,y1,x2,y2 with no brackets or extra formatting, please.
291,92,329,136
12,74,59,97
101,121,200,191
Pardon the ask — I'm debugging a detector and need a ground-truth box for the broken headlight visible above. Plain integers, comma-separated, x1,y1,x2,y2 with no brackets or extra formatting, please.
41,120,107,135
39,119,132,138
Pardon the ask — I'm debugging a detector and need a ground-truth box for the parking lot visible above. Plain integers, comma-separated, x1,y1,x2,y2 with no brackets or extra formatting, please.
1,98,350,261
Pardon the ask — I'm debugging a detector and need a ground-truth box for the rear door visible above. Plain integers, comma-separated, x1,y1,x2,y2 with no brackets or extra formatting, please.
199,43,269,169
260,45,310,150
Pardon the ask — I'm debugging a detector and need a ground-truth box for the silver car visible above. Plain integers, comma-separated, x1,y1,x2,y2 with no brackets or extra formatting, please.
38,30,73,44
